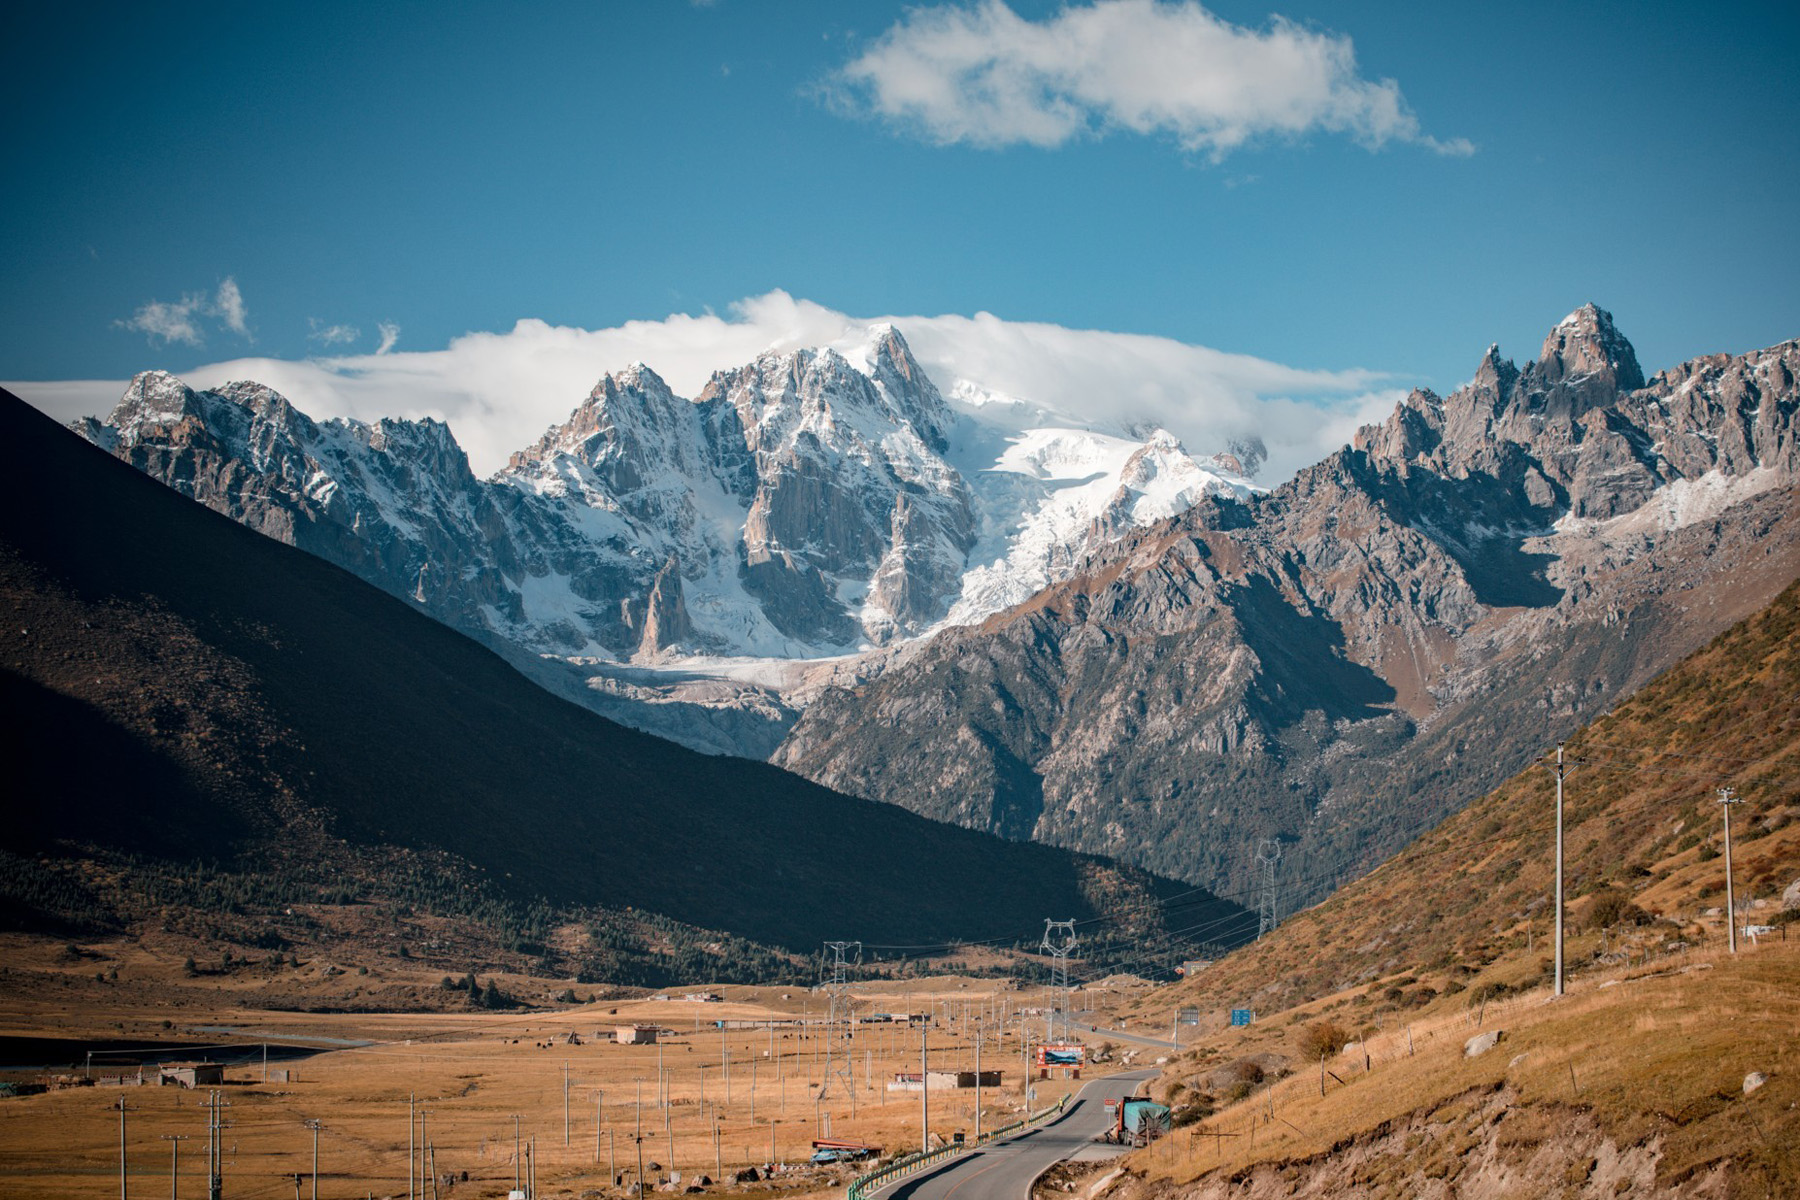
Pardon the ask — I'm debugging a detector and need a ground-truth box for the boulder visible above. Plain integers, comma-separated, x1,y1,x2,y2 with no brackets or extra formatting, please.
1464,1030,1504,1058
1745,1072,1769,1095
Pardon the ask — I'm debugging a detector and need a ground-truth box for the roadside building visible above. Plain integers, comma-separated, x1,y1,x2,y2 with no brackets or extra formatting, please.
159,1063,225,1089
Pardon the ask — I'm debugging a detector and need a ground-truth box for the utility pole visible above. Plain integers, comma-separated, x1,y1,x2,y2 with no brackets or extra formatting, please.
161,1134,187,1200
409,1096,416,1200
635,1133,645,1198
118,1097,128,1200
512,1115,522,1195
1545,744,1578,998
1255,840,1282,938
1021,1016,1030,1098
973,1019,983,1142
205,1091,227,1200
1040,921,1077,1042
303,1120,320,1200
1720,788,1743,954
595,1090,604,1163
920,1022,930,1153
564,1062,571,1146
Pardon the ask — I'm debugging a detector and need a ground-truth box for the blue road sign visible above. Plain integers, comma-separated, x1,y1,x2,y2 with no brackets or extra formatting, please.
1229,1009,1253,1027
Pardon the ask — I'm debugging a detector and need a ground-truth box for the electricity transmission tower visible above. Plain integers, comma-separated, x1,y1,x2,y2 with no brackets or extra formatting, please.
1255,840,1283,938
818,941,860,1102
1040,920,1077,1042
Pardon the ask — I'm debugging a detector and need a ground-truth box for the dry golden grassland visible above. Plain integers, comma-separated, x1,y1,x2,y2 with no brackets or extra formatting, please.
1116,939,1798,1195
0,948,1095,1200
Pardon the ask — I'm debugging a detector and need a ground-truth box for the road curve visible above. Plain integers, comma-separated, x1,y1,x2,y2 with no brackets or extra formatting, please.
867,1069,1155,1200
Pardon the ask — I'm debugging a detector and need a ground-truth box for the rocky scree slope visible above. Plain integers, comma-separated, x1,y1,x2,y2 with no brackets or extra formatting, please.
5,386,1237,959
775,307,1800,900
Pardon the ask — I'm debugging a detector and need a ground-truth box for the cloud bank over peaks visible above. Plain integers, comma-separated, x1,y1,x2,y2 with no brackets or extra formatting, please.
30,290,1400,483
828,0,1472,159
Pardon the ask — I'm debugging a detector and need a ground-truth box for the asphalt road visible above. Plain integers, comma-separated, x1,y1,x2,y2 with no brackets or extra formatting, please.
869,1069,1156,1200
1067,1017,1178,1050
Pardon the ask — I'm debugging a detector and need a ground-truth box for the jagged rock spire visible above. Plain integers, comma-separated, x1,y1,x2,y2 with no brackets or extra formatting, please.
1539,303,1644,392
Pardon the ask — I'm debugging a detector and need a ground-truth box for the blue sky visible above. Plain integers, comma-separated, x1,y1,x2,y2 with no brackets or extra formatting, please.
5,0,1797,466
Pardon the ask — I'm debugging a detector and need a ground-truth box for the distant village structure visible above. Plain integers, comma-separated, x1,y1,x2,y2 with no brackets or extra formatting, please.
158,1062,225,1089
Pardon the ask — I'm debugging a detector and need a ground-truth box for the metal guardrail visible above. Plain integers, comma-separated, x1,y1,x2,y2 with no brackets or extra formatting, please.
847,1095,1071,1200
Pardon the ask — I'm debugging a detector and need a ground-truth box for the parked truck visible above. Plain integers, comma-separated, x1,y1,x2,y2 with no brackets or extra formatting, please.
1100,1098,1171,1146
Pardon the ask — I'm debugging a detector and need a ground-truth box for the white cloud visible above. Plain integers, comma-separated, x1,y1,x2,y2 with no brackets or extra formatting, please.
308,320,361,347
375,321,401,355
211,277,250,338
828,0,1472,159
117,295,208,347
31,290,1401,483
115,278,253,347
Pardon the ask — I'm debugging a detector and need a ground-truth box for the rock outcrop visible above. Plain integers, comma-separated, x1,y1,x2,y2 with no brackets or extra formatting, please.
774,311,1800,900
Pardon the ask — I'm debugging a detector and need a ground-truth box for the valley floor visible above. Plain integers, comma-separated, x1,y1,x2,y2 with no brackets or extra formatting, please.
0,937,1108,1200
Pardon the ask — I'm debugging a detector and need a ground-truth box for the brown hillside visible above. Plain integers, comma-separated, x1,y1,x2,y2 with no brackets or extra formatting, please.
1129,577,1800,1026
1078,577,1800,1198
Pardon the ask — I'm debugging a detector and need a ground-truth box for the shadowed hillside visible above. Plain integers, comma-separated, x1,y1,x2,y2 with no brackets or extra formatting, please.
0,388,1242,971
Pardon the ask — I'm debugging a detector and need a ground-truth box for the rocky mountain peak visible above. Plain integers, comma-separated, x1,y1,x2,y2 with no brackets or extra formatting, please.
1471,343,1519,395
360,414,475,486
107,370,203,434
507,361,688,472
1539,303,1644,392
863,324,952,452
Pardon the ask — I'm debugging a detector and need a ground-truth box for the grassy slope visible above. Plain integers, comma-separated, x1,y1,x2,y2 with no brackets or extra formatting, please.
1101,579,1800,1196
0,387,1241,964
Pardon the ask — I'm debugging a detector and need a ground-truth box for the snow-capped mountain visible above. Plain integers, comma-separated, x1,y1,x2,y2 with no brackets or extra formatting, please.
948,425,1253,626
77,326,1252,751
